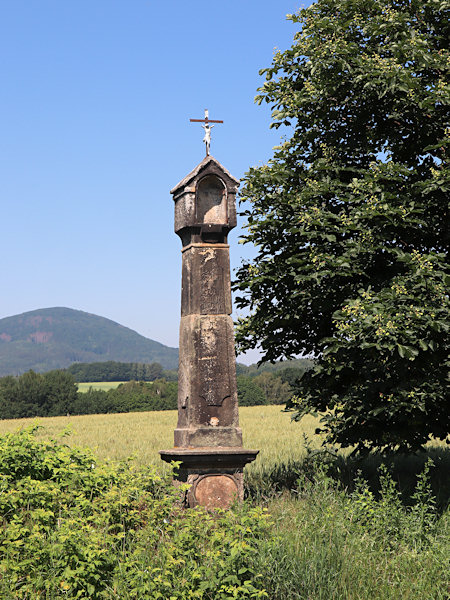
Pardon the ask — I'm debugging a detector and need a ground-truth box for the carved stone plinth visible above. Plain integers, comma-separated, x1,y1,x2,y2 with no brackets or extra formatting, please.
160,155,258,508
159,448,259,508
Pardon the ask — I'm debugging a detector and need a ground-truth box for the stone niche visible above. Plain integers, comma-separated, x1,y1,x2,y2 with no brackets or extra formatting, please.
172,155,237,246
196,175,227,225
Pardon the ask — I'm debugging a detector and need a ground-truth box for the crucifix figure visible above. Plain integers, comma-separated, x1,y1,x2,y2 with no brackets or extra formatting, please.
190,109,223,156
202,122,214,155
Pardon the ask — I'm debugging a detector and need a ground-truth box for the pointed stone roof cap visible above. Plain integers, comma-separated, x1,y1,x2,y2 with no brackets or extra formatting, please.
171,155,239,196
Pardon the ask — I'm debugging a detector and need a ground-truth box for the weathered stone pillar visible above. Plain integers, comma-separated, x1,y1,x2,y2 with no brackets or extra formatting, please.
160,155,258,508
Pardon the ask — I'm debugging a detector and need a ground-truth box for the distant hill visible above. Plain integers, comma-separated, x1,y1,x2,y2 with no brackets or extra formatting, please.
0,307,179,376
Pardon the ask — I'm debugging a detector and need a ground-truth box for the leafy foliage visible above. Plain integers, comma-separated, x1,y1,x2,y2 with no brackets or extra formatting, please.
0,370,78,419
237,361,311,405
0,427,270,599
237,372,293,406
237,375,267,406
74,379,178,414
236,358,313,377
0,372,178,418
350,460,438,549
254,461,449,600
234,0,450,452
0,426,448,600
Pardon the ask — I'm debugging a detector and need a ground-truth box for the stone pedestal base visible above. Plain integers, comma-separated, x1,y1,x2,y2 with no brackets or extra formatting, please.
174,426,242,448
159,447,258,509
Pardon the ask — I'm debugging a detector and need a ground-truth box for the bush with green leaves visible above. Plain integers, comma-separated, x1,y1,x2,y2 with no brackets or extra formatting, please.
0,427,448,599
235,0,449,452
0,427,269,599
237,375,267,406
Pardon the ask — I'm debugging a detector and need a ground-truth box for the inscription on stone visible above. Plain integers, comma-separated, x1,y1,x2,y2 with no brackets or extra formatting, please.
199,318,231,407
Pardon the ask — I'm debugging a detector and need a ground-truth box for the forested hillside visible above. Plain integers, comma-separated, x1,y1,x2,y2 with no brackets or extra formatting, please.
0,307,178,375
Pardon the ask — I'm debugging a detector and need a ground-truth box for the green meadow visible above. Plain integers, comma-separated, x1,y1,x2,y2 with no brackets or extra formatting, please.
77,381,127,392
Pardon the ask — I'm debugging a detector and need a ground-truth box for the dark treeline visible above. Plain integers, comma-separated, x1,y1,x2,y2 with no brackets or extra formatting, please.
236,358,314,377
238,372,293,406
0,370,78,419
67,358,312,384
0,363,309,419
73,380,178,415
0,371,177,419
236,359,312,406
66,361,177,382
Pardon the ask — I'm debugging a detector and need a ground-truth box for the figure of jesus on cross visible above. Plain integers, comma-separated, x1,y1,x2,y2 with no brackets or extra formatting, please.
190,109,223,156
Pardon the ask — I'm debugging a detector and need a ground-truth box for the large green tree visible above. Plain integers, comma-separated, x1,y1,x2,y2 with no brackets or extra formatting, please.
235,0,449,453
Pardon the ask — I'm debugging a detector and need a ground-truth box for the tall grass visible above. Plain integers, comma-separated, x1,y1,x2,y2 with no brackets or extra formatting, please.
253,474,449,600
0,407,449,599
0,405,315,467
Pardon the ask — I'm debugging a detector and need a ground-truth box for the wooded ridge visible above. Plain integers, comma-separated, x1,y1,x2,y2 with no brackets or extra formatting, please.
0,307,179,376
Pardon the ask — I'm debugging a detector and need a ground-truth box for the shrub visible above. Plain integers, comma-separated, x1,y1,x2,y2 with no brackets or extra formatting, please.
0,427,270,599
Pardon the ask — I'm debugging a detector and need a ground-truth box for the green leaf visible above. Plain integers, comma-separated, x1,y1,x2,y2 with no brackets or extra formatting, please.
234,0,450,454
419,340,428,351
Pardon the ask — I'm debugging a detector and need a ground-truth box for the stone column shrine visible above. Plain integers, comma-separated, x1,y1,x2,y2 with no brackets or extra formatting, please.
160,154,258,508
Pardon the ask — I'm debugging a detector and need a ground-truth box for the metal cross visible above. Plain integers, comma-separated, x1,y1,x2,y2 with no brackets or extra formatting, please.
190,109,223,156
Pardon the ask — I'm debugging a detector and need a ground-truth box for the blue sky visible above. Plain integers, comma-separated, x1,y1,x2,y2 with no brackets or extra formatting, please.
1,1,309,364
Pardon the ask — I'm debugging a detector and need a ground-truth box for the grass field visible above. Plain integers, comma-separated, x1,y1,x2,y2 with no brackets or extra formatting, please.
0,406,447,498
0,406,319,473
77,381,126,392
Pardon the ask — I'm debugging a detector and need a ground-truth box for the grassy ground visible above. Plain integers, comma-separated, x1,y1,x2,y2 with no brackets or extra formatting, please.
255,487,449,600
77,381,126,392
0,407,449,599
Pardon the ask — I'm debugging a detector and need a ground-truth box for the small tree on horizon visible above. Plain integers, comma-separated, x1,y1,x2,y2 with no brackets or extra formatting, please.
234,0,449,453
